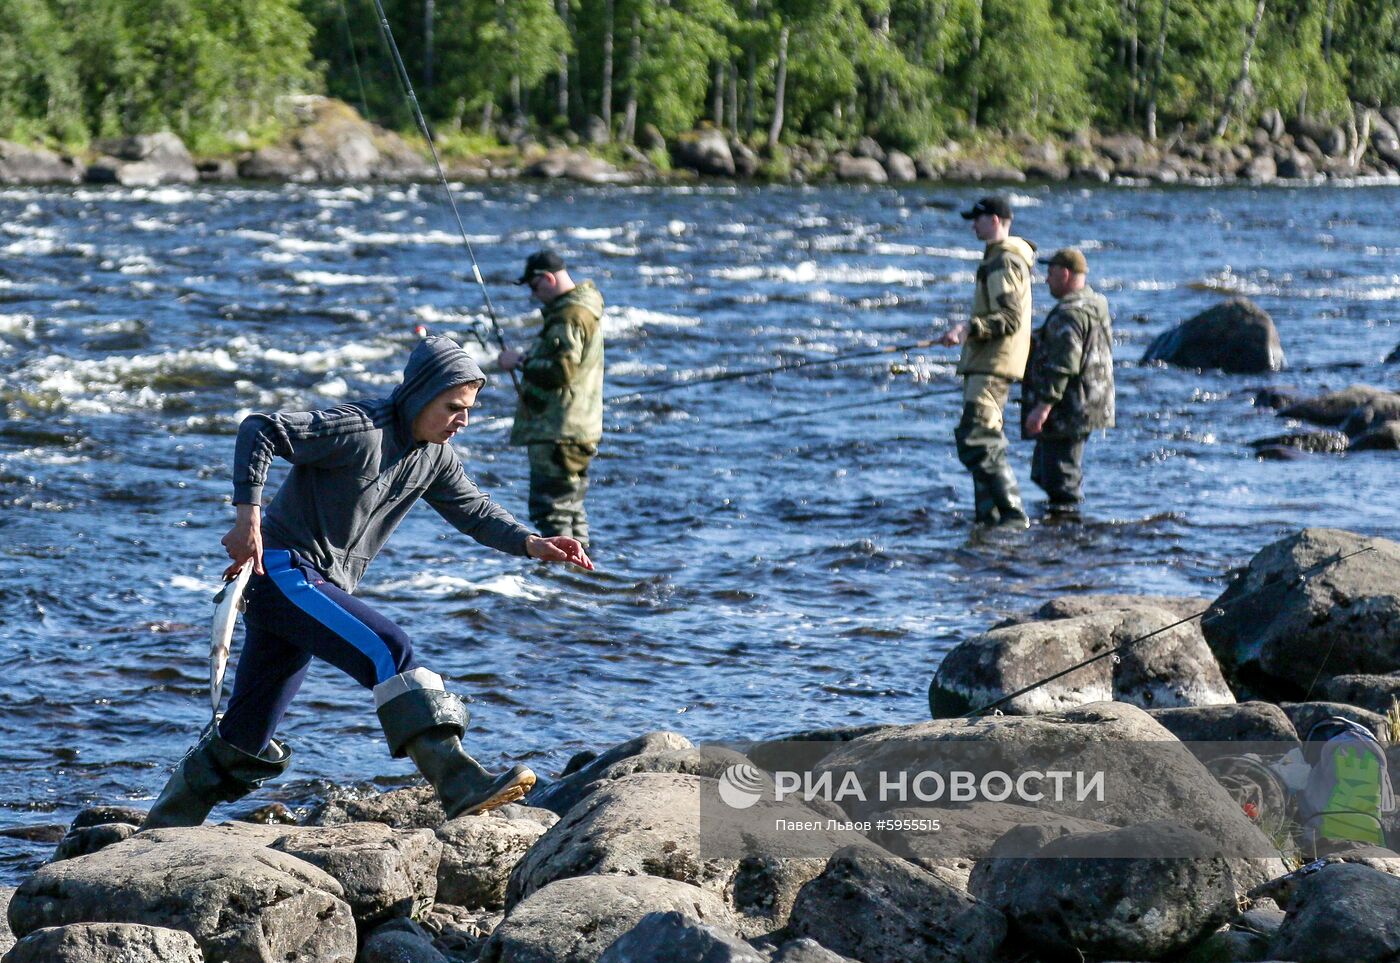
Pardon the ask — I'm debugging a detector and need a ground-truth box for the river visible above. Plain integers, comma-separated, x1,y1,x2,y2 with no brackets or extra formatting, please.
0,180,1397,882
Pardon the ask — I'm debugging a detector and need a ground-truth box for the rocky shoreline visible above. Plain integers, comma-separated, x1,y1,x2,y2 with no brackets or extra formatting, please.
3,526,1399,962
5,96,1400,190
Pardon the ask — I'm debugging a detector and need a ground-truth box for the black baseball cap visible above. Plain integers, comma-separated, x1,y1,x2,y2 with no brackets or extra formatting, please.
515,249,566,285
960,195,1013,220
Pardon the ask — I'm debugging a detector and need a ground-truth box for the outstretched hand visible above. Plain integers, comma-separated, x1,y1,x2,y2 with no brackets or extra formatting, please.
526,534,594,570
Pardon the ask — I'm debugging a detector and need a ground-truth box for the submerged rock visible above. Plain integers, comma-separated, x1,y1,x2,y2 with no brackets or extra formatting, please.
1279,384,1400,426
1350,421,1400,450
1142,297,1285,373
1202,528,1400,699
1247,430,1350,453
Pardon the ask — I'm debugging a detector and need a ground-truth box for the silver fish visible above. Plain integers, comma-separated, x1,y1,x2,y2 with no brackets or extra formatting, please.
210,559,254,717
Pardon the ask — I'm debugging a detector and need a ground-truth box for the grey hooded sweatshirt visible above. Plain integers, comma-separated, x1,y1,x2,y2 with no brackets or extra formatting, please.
233,336,532,592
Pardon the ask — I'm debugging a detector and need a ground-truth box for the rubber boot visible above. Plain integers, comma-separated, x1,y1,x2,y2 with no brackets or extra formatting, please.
142,728,291,830
375,671,535,818
972,475,1000,526
987,462,1030,530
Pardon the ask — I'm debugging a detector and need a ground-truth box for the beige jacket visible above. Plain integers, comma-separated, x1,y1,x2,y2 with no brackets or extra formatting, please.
510,281,605,445
957,235,1036,381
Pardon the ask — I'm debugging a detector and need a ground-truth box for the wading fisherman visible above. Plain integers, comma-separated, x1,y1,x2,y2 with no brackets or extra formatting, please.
1022,248,1115,515
938,196,1036,529
143,336,591,829
497,250,604,548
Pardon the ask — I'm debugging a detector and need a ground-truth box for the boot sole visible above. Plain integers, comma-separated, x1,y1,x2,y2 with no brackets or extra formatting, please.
459,768,537,817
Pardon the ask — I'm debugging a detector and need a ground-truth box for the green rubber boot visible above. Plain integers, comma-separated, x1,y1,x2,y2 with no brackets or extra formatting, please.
375,672,535,818
142,729,291,830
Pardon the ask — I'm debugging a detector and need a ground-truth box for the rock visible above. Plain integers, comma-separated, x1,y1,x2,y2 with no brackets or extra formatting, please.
929,605,1235,718
596,911,764,963
769,938,859,962
1389,342,1400,363
0,140,84,185
1289,118,1348,157
1339,396,1400,436
672,128,735,177
196,158,238,182
832,154,887,184
9,826,356,963
1142,297,1285,373
419,903,501,959
883,150,917,183
786,847,1006,963
239,145,317,182
1271,862,1400,962
523,150,629,184
1202,528,1400,699
1148,702,1300,745
1351,421,1400,450
1315,674,1400,716
267,822,440,926
1243,153,1278,182
941,160,1026,182
815,702,1286,885
729,140,760,178
51,823,138,862
309,785,445,829
1072,163,1112,183
748,724,893,773
87,132,197,186
583,115,610,146
1260,108,1286,140
1277,150,1317,179
970,821,1239,960
1247,430,1350,454
506,772,857,935
853,136,886,162
1097,133,1152,169
436,808,554,909
69,807,147,831
479,875,735,963
0,887,14,955
1280,385,1400,427
994,593,1212,627
1281,701,1387,741
639,124,666,154
359,919,452,962
527,731,693,817
2,922,203,962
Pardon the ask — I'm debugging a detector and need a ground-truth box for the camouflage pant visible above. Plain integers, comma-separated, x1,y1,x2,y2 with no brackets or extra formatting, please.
1030,436,1086,506
527,442,596,546
953,374,1025,524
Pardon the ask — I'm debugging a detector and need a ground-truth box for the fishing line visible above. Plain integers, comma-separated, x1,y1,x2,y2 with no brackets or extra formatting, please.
335,0,371,121
956,546,1376,720
607,337,952,404
364,0,521,391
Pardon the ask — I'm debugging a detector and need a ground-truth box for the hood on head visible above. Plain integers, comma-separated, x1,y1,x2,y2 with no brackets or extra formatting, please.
391,336,486,439
549,280,605,321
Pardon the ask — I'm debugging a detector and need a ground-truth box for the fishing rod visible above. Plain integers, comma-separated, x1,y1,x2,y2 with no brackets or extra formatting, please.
957,546,1376,720
365,0,521,393
607,337,952,404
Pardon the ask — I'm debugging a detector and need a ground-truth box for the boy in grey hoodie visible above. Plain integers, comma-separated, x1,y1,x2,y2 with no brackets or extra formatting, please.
144,336,591,829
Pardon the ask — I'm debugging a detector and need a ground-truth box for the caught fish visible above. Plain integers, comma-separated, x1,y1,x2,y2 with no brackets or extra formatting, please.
210,559,254,717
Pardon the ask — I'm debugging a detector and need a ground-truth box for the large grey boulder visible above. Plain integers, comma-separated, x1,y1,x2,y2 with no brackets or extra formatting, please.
786,848,1006,963
815,703,1286,884
1147,701,1300,745
267,822,440,925
1244,153,1278,183
994,593,1211,627
1317,673,1400,715
87,132,197,187
436,808,555,909
506,772,862,935
748,724,893,773
2,922,202,962
930,605,1235,717
239,145,318,182
1279,385,1400,426
479,875,735,963
1281,701,1387,741
832,154,888,183
7,827,357,963
523,150,630,184
672,128,735,177
1271,862,1400,962
0,140,84,185
528,731,693,817
1202,528,1400,699
1142,297,1285,373
596,911,764,963
884,150,917,183
970,821,1240,960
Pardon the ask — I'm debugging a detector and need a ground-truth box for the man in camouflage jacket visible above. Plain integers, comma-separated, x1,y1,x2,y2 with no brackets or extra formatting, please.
939,196,1036,528
499,250,604,546
1021,247,1115,512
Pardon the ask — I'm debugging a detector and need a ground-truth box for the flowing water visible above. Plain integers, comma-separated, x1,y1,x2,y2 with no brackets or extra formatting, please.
1,180,1397,882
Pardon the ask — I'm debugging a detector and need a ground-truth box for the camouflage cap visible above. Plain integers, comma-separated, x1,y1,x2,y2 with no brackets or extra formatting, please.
1040,247,1089,275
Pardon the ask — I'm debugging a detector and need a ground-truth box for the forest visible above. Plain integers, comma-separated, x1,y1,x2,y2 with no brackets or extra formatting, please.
2,0,1399,154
